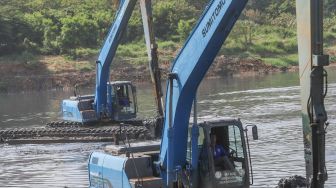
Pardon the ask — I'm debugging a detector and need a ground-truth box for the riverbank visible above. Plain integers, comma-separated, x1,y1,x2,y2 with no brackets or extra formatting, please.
0,54,335,93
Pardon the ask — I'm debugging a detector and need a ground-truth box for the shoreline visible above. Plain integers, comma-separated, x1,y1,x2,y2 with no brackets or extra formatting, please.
1,55,335,93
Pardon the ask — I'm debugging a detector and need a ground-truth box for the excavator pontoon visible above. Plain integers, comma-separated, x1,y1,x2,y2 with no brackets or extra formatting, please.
0,0,164,144
62,0,163,124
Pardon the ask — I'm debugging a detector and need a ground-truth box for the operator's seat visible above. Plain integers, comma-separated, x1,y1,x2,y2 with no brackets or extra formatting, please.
119,97,130,107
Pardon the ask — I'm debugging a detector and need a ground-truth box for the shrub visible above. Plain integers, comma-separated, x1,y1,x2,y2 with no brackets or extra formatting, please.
64,48,98,60
59,16,99,53
177,19,196,41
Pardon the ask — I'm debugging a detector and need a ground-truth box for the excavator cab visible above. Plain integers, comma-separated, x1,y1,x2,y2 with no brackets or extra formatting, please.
62,81,137,124
107,81,137,121
192,119,256,188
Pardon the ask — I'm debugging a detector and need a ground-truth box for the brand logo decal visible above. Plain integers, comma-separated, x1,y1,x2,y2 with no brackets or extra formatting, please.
202,0,226,37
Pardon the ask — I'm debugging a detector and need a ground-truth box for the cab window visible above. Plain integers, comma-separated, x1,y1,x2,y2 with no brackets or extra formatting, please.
211,125,246,186
115,84,135,114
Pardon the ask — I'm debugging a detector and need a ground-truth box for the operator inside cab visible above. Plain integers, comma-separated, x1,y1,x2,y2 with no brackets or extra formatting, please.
210,132,235,171
117,85,130,107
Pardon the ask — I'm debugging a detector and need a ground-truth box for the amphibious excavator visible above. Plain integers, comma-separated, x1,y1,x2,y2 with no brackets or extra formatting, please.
88,0,330,187
0,0,164,144
63,0,163,124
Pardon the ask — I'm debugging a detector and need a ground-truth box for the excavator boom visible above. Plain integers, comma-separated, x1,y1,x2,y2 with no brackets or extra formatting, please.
159,0,248,183
141,0,164,117
62,0,163,124
95,0,137,118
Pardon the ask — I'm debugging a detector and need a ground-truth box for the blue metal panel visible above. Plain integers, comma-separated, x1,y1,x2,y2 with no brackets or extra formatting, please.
95,0,137,118
89,152,131,188
62,100,83,123
102,154,131,188
62,98,97,123
88,152,106,187
158,0,247,184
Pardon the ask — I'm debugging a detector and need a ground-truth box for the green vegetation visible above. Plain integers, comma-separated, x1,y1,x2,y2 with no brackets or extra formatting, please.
0,0,335,68
115,40,180,65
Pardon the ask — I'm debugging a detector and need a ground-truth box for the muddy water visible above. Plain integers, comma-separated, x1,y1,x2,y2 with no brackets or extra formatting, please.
0,68,336,187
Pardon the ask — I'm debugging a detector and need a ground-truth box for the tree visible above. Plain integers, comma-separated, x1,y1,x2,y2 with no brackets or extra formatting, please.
153,0,198,40
0,18,15,55
59,15,98,53
177,19,196,41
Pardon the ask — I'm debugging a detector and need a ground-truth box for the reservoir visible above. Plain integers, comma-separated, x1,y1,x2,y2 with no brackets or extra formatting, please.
0,68,335,187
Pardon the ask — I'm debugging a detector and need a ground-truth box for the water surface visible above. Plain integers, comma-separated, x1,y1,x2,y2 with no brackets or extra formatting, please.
0,68,335,187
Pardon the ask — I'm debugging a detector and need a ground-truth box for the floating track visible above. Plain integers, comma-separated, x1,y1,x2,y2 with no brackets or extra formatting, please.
0,118,163,145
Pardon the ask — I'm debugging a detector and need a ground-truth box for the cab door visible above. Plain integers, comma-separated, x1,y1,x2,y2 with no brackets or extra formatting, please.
113,83,137,120
210,124,249,188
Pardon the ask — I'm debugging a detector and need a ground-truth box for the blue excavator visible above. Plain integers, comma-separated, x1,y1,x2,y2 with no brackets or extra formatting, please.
62,0,164,124
89,0,255,187
88,0,330,187
0,0,165,144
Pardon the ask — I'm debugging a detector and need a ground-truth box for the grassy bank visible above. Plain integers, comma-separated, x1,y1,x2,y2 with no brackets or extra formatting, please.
2,22,335,72
1,0,336,69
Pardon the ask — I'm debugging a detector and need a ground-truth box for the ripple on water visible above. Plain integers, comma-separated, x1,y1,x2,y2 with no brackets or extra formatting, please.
0,77,335,187
0,143,104,187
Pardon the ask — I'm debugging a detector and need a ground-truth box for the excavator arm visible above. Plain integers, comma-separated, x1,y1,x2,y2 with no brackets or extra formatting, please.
158,0,248,184
94,0,137,118
63,0,163,122
140,0,164,117
296,0,329,187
